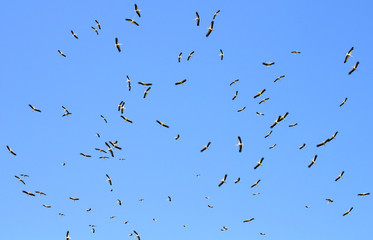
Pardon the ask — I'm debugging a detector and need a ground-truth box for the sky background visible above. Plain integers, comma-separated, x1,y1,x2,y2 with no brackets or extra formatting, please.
1,0,372,239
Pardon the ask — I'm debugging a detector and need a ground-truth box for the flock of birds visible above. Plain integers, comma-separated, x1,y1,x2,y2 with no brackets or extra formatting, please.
6,4,369,239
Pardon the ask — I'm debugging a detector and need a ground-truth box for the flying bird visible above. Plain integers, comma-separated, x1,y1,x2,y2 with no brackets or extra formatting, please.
230,79,239,86
187,51,194,61
254,157,264,170
254,89,266,98
339,97,348,107
66,231,70,240
326,198,334,203
264,130,272,138
125,19,139,26
118,101,125,114
200,142,211,152
274,75,285,83
95,20,101,29
22,190,35,196
115,38,122,52
259,98,270,104
168,196,172,202
289,123,298,127
109,141,122,150
175,79,187,85
35,191,46,196
175,134,180,140
134,230,141,240
194,12,200,26
237,106,246,112
342,207,353,216
121,116,133,123
58,50,66,57
232,91,238,100
69,197,79,201
134,4,141,17
62,106,72,117
251,179,261,188
269,144,277,149
234,177,240,183
357,192,370,197
14,176,25,185
220,49,224,60
43,204,51,208
105,142,114,157
262,62,275,67
156,120,169,128
243,218,255,223
206,21,214,37
71,30,78,39
308,155,318,168
348,61,359,75
143,87,151,98
29,104,41,112
237,136,243,152
335,171,345,182
100,115,107,123
218,174,227,187
138,82,152,86
213,10,220,19
344,47,354,63
256,112,264,116
80,153,91,157
6,145,16,156
291,51,301,54
299,143,306,149
118,199,122,205
91,26,99,35
178,52,182,62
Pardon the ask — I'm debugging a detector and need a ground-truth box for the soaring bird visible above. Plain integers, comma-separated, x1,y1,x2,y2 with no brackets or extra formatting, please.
339,97,348,107
237,136,243,152
220,49,224,60
118,199,122,205
175,134,180,140
118,101,125,114
291,51,301,54
357,192,370,197
134,4,141,17
178,52,182,62
175,79,187,85
134,230,141,240
230,79,239,86
269,144,277,149
109,141,122,150
35,191,47,196
95,20,101,29
344,47,354,63
62,106,72,117
289,123,298,127
234,177,241,183
259,98,270,104
14,176,25,185
156,120,170,128
237,106,246,112
43,204,51,208
194,12,200,26
58,50,66,57
221,226,228,231
342,207,353,216
69,197,79,201
206,21,214,37
208,205,213,208
270,116,281,129
91,26,99,35
218,174,227,187
251,179,261,188
59,213,65,216
348,61,359,75
66,231,70,240
335,171,345,182
115,38,122,52
326,198,334,203
200,142,211,152
254,157,264,170
29,104,41,112
168,196,172,202
86,208,92,212
121,116,133,123
264,130,272,138
80,153,91,157
256,112,264,116
143,87,151,98
6,145,16,156
262,62,275,67
125,19,139,26
299,143,306,149
274,75,285,83
96,133,101,138
105,142,114,157
232,91,238,100
243,218,254,223
22,190,35,196
126,75,132,91
138,82,152,86
254,89,266,98
308,155,318,168
187,51,194,61
71,30,78,39
213,10,220,19
316,140,328,147
100,115,107,123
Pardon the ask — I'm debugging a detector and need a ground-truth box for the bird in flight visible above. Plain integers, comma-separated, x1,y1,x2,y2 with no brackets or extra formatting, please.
62,106,72,117
263,62,275,67
134,230,141,240
326,198,334,203
187,51,194,61
339,97,348,107
105,142,114,157
156,120,170,128
134,4,141,17
14,176,25,184
6,145,16,156
109,141,122,150
230,79,239,86
335,171,345,182
69,197,79,202
121,116,133,123
194,12,200,26
243,218,255,223
299,143,306,149
274,75,285,83
289,123,298,127
254,89,266,98
175,134,180,140
125,19,139,26
200,142,211,152
71,30,78,39
65,231,70,240
178,52,182,62
118,101,125,114
237,106,246,112
91,26,99,35
126,75,132,91
206,21,214,37
138,82,152,86
264,130,272,138
237,136,243,152
168,196,172,202
213,10,220,19
308,155,318,168
234,177,241,183
115,38,122,52
344,47,353,63
348,61,359,75
232,91,238,100
357,192,370,197
254,157,264,170
343,207,353,216
256,112,264,116
35,191,46,196
95,20,101,29
100,115,107,123
291,51,301,54
259,98,270,104
22,190,35,196
175,79,187,85
144,87,151,98
43,204,51,208
220,49,224,60
80,153,91,158
118,199,122,205
218,174,227,187
251,179,261,188
58,50,66,57
29,104,41,112
269,144,277,149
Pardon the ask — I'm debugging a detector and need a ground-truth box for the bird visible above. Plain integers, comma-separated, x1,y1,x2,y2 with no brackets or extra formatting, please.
221,226,228,231
80,153,91,157
213,10,220,19
316,140,328,147
59,213,65,216
279,112,289,121
326,198,334,203
118,101,125,114
125,19,139,26
335,171,345,182
264,131,273,138
110,216,116,219
220,49,224,60
251,179,261,188
86,208,92,212
269,144,277,149
6,145,16,156
14,176,25,185
243,218,255,223
115,38,122,52
299,143,306,149
58,50,66,57
62,106,72,117
29,104,41,112
263,62,275,67
20,174,29,177
260,233,266,236
308,155,318,168
126,75,132,91
200,142,211,152
43,204,51,208
253,193,261,196
156,120,169,128
65,231,70,240
99,156,109,159
218,174,228,187
329,131,339,141
206,21,214,37
134,230,141,240
134,4,141,17
152,218,157,222
230,79,239,86
274,75,285,83
22,190,35,196
289,123,298,127
259,98,270,104
71,30,78,39
175,79,187,85
109,141,122,150
96,133,100,138
143,87,151,98
256,112,264,116
339,97,348,107
138,82,152,86
348,61,359,75
357,192,370,197
254,157,264,169
95,20,101,29
105,142,114,157
194,12,200,26
69,197,79,201
237,136,243,152
208,205,213,208
343,207,353,216
344,47,354,63
254,89,266,98
234,177,240,183
187,51,195,61
106,174,112,185
178,52,182,62
305,206,311,209
91,26,99,35
291,51,301,54
175,134,180,140
100,115,107,123
121,116,133,123
168,196,172,202
237,106,246,112
35,191,46,196
118,199,122,206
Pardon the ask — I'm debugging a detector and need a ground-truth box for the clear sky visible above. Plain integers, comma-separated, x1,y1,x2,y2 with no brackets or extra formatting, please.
1,0,372,239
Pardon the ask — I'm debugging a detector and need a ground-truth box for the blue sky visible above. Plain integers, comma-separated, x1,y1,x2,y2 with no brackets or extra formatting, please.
1,0,372,239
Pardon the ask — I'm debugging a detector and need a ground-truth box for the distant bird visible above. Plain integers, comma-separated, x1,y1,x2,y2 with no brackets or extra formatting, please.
232,91,238,100
236,136,243,152
110,216,116,219
175,134,180,140
251,179,261,188
14,176,25,185
95,20,101,29
125,19,139,26
20,174,29,177
95,147,107,153
237,106,246,112
29,104,41,112
138,82,152,86
58,50,66,57
339,98,348,107
213,10,220,19
106,174,112,185
243,218,254,223
105,142,114,157
308,155,318,168
91,26,99,35
305,206,310,209
254,157,264,170
291,51,301,54
220,49,224,60
260,233,266,236
121,116,133,123
118,199,122,205
109,141,122,150
175,79,187,85
65,231,70,240
342,207,353,216
22,190,35,196
357,192,370,197
80,153,91,158
156,120,169,128
335,171,345,182
100,115,107,123
126,75,132,91
274,75,285,83
168,196,172,202
200,142,211,152
71,30,78,39
35,191,46,196
253,193,261,196
118,101,125,114
326,198,334,203
178,52,182,62
208,205,213,208
218,174,227,187
100,156,109,159
43,204,51,208
96,133,101,138
256,112,264,116
194,12,200,26
234,177,240,183
254,89,266,98
86,208,92,212
134,230,141,240
264,130,272,138
230,79,239,86
59,213,65,216
206,21,214,37
221,226,228,231
187,51,194,61
289,123,298,127
6,145,16,156
344,47,354,63
263,62,275,67
134,4,141,17
259,98,269,104
69,197,79,202
62,106,72,117
269,144,277,149
143,87,151,98
348,61,359,75
115,38,122,52
299,143,306,149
